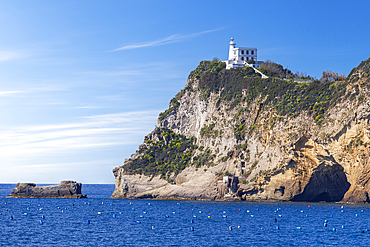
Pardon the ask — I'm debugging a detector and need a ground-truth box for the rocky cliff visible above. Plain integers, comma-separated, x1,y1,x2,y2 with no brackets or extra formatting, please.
8,181,87,198
111,58,370,203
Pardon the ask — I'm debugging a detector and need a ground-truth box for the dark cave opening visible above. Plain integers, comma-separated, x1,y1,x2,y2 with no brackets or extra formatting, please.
291,163,350,202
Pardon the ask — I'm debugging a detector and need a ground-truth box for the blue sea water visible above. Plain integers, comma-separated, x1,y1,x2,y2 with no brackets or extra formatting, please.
1,184,370,246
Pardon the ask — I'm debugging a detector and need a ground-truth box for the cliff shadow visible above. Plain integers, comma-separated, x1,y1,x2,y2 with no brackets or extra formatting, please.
291,163,350,202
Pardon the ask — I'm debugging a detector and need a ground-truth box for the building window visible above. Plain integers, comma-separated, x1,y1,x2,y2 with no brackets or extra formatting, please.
251,51,254,55
246,50,249,55
241,50,244,54
241,57,244,60
234,51,236,55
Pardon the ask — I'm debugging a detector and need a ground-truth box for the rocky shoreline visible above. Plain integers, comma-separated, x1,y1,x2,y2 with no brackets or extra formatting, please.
7,181,87,198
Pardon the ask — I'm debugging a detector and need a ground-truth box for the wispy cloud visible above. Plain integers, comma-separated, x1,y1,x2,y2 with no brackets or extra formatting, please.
0,90,24,96
110,27,224,52
0,50,30,62
0,110,159,157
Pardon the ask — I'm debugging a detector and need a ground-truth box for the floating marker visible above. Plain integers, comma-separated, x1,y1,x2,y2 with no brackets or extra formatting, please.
24,213,28,216
238,226,240,228
140,215,143,218
325,220,328,223
113,214,116,218
333,228,336,231
278,215,282,217
356,214,358,217
191,219,194,223
87,220,90,224
152,226,155,230
261,228,264,230
165,215,169,218
172,212,175,214
223,215,227,218
250,215,254,217
229,226,233,230
296,227,301,230
143,212,147,214
247,210,250,213
98,212,102,215
324,223,327,227
190,227,194,231
27,208,29,211
361,210,364,213
193,215,197,218
148,203,151,206
42,215,45,219
39,220,43,225
300,210,304,213
10,216,13,220
136,221,141,224
132,208,135,211
110,203,112,206
208,216,210,218
332,207,334,210
239,209,241,212
119,212,122,215
223,211,226,214
199,211,202,213
276,226,279,230
257,208,259,211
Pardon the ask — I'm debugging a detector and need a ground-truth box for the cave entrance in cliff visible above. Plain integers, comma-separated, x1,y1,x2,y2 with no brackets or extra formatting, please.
291,163,350,202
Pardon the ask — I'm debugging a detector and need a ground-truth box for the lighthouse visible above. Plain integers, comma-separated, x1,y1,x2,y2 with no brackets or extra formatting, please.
224,37,262,69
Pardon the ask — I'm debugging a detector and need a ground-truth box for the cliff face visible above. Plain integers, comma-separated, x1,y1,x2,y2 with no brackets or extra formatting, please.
112,58,370,203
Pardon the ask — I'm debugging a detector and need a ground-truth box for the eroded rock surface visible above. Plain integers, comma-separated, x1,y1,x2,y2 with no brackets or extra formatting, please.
111,58,370,203
8,181,87,198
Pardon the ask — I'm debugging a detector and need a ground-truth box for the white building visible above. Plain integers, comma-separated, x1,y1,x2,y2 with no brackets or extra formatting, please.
224,37,263,69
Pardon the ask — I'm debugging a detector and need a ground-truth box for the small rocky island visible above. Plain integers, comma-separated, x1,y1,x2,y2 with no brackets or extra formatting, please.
7,181,87,198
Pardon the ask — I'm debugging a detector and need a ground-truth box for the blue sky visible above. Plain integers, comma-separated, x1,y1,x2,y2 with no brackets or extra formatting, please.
0,1,369,184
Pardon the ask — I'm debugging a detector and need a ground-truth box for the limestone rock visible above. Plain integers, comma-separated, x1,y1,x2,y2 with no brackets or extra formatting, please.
8,181,87,198
111,58,370,203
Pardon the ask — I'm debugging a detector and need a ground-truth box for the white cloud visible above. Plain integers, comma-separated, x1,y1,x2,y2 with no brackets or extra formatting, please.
110,27,224,51
0,110,159,157
0,90,24,96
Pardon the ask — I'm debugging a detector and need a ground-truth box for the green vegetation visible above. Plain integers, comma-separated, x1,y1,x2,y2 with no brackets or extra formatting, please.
123,127,197,179
192,147,216,168
200,123,218,138
195,61,350,130
189,58,226,80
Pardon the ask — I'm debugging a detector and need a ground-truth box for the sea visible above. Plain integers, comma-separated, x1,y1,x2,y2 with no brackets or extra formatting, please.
1,184,369,246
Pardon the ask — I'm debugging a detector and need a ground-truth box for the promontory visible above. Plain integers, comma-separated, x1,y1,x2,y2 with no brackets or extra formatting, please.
111,57,370,203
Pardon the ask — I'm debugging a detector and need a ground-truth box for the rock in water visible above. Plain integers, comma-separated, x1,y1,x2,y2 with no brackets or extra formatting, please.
7,181,87,198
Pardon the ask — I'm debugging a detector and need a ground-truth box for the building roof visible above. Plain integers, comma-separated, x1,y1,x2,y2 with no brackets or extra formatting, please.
234,47,257,50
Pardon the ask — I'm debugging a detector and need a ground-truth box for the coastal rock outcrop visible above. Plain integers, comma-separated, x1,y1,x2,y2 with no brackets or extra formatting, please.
111,58,370,203
8,181,87,198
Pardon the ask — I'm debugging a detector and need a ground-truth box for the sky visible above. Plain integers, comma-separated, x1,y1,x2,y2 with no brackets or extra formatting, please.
0,1,369,184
